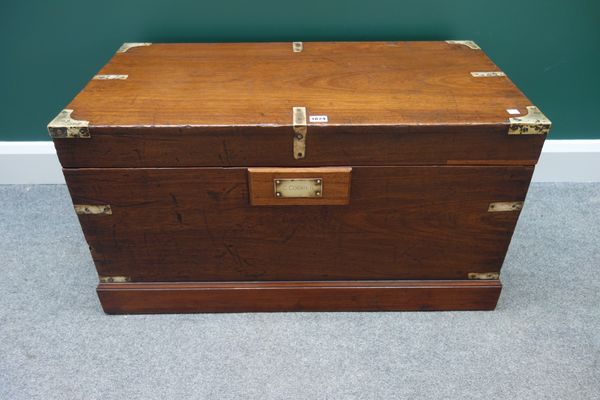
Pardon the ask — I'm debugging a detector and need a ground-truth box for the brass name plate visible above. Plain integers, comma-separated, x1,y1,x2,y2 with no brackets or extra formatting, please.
274,178,322,198
248,168,350,206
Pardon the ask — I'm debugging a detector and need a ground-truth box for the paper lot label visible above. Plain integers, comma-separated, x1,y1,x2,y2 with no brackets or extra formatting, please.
309,115,328,123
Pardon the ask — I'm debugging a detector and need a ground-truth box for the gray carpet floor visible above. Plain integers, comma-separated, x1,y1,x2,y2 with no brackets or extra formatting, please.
0,183,598,399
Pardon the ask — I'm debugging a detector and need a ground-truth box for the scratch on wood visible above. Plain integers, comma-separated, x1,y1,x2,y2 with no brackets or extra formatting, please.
222,140,232,165
224,243,245,269
111,224,119,250
202,211,218,249
223,182,243,197
207,191,221,202
281,225,300,244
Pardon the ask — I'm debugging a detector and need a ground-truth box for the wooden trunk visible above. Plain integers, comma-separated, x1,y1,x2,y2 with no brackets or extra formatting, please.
49,41,550,313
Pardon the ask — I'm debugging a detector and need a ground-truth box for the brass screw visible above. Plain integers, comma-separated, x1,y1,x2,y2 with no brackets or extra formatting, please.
276,192,282,197
275,180,281,185
316,191,321,196
316,179,321,184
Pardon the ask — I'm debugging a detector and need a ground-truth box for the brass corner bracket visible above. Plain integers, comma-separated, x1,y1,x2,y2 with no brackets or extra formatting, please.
117,42,152,53
445,40,481,50
93,74,128,80
488,201,524,212
47,109,90,139
508,106,551,135
470,71,506,77
74,205,112,215
99,276,131,283
468,272,500,280
292,107,307,159
292,42,303,52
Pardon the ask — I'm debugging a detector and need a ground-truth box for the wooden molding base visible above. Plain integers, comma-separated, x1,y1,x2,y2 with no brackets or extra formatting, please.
97,280,502,314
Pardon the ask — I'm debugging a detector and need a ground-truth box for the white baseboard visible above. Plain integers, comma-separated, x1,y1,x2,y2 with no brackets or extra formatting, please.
0,142,65,184
531,140,600,182
0,140,599,184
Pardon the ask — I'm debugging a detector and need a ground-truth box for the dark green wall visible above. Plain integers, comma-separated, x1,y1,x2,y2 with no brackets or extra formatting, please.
1,0,598,140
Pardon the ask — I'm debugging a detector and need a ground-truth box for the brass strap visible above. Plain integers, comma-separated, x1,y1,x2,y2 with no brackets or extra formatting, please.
292,107,307,159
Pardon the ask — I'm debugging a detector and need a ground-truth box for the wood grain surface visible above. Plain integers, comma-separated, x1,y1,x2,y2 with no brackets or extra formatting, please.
97,280,502,313
53,125,545,168
52,42,545,312
64,165,532,282
67,42,531,127
53,41,545,169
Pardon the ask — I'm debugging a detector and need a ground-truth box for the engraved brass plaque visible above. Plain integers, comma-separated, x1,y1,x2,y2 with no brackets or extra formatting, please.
274,178,322,198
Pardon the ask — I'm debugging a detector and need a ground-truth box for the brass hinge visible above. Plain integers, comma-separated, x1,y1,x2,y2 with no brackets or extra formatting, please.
93,74,128,80
468,272,500,280
508,106,551,135
470,71,506,77
292,106,307,159
292,42,303,52
99,276,131,283
47,109,90,139
117,42,151,53
74,205,112,215
488,201,524,212
445,40,481,50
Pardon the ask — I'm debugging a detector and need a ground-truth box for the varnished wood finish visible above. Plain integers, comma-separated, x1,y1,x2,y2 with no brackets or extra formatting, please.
51,42,546,312
97,280,502,313
69,42,530,127
53,42,545,169
54,126,545,168
64,166,531,282
248,167,351,206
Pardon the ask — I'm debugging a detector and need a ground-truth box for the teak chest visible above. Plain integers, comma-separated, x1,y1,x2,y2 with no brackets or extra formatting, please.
49,41,550,313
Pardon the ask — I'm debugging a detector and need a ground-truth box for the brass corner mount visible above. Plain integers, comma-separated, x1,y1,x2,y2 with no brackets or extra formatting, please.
508,106,551,135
